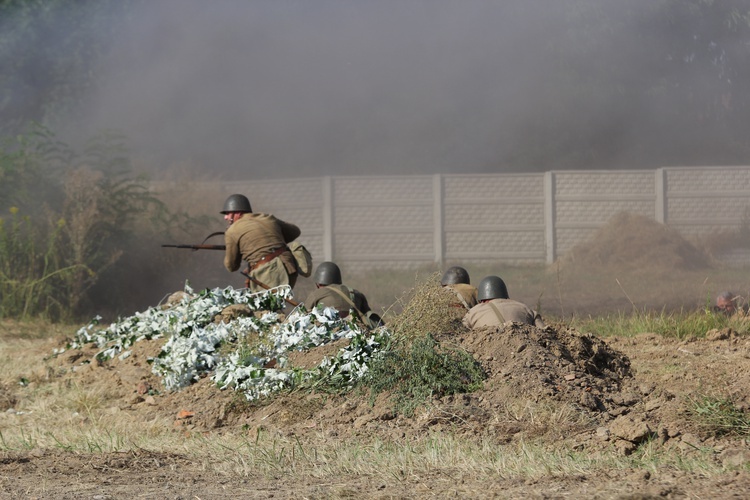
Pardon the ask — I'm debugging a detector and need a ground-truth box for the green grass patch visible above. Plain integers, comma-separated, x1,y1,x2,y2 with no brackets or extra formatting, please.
362,333,486,417
688,395,750,437
567,307,749,339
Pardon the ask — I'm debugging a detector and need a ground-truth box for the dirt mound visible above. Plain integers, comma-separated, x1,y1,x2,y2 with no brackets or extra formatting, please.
209,321,638,443
43,279,643,444
557,212,712,274
458,323,634,415
49,325,640,448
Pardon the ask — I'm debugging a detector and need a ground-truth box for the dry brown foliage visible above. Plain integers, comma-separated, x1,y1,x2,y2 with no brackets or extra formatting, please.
557,212,712,275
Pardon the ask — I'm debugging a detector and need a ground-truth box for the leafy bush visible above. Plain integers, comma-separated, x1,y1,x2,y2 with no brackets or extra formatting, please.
363,333,486,417
64,285,387,402
357,274,485,416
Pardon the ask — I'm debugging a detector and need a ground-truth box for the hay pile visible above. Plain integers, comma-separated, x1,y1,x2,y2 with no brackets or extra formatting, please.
386,273,469,341
558,212,711,273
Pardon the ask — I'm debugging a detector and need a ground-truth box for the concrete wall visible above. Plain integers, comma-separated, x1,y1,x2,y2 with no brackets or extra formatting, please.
159,166,750,268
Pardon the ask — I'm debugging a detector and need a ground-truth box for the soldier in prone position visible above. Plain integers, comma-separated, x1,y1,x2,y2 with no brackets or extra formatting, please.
441,266,478,310
463,275,545,329
715,291,748,316
304,261,384,328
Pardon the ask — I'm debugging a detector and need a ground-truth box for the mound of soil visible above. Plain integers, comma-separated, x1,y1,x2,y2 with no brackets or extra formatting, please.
457,323,633,416
558,212,712,273
50,278,750,461
43,307,750,471
42,276,650,448
47,319,642,449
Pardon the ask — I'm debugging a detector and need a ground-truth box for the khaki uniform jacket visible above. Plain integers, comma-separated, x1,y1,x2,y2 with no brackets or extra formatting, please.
444,283,478,310
463,298,545,329
304,284,371,318
224,213,301,291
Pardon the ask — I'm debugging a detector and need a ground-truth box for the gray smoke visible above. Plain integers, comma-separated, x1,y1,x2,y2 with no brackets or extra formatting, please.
68,1,748,179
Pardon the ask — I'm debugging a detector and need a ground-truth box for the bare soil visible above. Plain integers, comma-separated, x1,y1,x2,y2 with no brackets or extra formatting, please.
5,323,750,498
3,213,750,498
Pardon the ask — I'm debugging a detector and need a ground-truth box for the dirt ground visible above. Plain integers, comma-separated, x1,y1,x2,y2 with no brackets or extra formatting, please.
5,324,750,498
3,213,750,498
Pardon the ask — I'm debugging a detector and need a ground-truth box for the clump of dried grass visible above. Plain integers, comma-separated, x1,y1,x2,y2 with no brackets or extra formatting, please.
386,272,469,344
557,212,712,275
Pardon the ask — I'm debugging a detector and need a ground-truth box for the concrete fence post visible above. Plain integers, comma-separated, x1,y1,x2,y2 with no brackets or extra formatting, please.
544,171,556,264
433,174,444,268
322,176,334,262
655,168,667,224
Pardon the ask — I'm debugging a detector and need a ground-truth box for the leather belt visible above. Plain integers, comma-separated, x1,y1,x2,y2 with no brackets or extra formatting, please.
249,246,288,271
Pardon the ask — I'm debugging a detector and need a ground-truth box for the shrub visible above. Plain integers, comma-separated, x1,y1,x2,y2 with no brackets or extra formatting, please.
363,333,486,417
0,126,208,321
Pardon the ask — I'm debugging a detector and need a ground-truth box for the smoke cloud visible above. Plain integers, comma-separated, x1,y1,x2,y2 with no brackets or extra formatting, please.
70,1,748,180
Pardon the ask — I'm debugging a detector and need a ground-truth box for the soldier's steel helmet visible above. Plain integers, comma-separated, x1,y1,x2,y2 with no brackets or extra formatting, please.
477,275,509,301
220,194,252,214
441,266,471,286
314,261,342,285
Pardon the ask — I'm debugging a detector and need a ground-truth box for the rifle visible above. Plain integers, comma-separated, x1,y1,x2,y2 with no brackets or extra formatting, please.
161,243,225,251
161,231,226,251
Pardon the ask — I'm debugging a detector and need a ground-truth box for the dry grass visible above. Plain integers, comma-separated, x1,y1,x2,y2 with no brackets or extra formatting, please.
0,319,729,483
385,272,468,342
491,400,595,439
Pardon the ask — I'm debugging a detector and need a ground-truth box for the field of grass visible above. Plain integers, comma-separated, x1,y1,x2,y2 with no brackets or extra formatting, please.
1,309,749,489
2,262,750,497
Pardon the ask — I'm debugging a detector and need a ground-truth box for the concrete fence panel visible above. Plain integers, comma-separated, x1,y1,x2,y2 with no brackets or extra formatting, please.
154,166,750,269
442,173,546,264
664,167,750,236
552,170,656,257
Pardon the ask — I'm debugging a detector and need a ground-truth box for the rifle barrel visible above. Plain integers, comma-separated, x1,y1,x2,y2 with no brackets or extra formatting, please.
161,244,226,250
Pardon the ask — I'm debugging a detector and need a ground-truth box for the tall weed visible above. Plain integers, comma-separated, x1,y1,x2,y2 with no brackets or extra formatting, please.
0,207,84,320
0,126,208,321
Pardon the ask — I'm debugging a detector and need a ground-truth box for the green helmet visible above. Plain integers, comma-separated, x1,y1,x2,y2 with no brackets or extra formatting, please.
477,275,509,301
220,194,252,214
441,266,470,286
314,261,342,285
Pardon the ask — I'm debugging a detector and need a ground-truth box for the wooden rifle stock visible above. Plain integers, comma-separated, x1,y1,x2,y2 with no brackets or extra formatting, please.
163,231,298,307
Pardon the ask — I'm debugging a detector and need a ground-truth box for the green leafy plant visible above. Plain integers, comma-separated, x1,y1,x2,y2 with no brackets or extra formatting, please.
363,333,486,417
0,125,208,321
